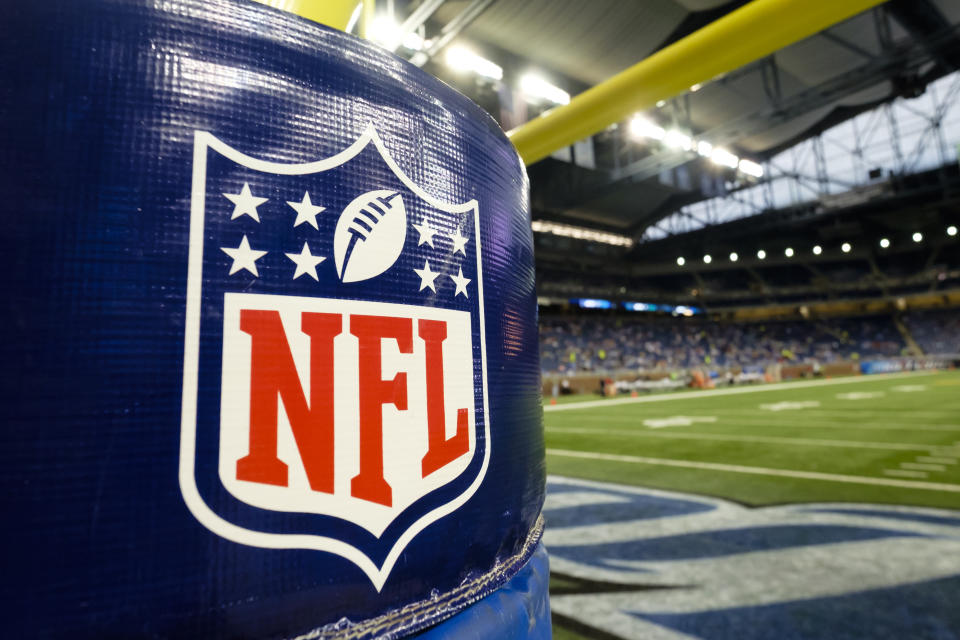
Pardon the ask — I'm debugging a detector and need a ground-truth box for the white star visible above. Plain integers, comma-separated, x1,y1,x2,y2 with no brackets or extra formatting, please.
413,220,438,247
223,183,268,222
221,235,267,276
413,259,440,292
450,266,471,298
285,241,326,281
287,191,325,230
450,227,469,255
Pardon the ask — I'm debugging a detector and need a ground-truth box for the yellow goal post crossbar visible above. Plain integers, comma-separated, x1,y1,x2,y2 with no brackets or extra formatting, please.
507,0,888,165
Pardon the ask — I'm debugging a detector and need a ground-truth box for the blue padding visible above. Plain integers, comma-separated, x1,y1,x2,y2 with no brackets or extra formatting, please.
416,543,551,640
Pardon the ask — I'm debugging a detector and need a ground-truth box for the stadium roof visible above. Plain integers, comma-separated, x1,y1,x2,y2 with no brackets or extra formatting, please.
377,0,960,308
385,0,960,239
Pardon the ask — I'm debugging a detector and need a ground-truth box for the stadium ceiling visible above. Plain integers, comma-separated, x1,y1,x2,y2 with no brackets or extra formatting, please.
385,0,960,245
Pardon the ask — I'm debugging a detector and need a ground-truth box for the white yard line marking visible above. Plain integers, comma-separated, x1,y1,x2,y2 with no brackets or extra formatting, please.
893,385,928,392
917,456,957,465
546,427,936,451
884,469,928,479
901,462,946,472
546,448,960,493
713,409,960,418
544,371,937,412
642,416,717,429
759,401,821,411
836,391,886,400
666,417,960,432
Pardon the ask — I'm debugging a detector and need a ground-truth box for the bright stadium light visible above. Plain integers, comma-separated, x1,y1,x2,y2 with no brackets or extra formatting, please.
664,130,693,151
729,252,739,262
841,242,852,253
711,147,739,169
784,247,794,257
677,256,686,266
368,16,400,50
880,238,890,248
912,231,923,243
948,225,958,237
629,116,665,141
697,140,714,157
690,83,703,92
813,245,823,255
530,220,633,247
402,31,425,51
520,73,570,104
757,249,766,260
738,158,764,178
703,254,712,264
446,46,503,80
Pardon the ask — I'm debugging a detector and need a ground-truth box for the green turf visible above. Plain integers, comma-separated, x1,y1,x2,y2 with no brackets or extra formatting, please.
543,370,960,510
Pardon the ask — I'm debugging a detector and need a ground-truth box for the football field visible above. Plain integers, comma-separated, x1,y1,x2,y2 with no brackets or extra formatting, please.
544,370,960,511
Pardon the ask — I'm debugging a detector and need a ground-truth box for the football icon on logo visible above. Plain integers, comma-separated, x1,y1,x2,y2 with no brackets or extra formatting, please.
334,189,407,283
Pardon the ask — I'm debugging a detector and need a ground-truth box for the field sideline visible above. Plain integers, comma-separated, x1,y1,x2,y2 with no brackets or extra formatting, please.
543,370,960,510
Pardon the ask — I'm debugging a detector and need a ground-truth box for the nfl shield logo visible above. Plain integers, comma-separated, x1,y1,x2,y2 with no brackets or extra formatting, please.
178,126,491,590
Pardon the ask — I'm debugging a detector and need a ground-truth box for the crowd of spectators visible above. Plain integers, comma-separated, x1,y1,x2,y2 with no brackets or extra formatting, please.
539,314,912,374
905,309,960,355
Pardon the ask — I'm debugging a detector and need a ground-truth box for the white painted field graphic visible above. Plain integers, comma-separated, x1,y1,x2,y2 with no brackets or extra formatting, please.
892,384,928,392
836,391,886,400
545,476,960,640
642,416,717,429
759,400,821,411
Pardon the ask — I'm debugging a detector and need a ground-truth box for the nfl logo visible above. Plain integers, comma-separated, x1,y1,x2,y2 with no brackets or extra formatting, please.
178,126,490,591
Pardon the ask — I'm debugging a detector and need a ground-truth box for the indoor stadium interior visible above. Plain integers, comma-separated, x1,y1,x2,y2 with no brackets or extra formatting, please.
5,0,960,639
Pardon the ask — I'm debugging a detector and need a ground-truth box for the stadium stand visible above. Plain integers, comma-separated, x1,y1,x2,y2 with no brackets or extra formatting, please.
539,313,911,374
905,309,960,355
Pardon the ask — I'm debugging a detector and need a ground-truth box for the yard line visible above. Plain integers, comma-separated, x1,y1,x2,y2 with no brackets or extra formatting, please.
884,469,928,479
555,417,960,433
917,456,957,465
673,418,960,432
901,462,947,472
713,409,960,418
545,371,936,412
546,448,960,493
546,427,935,451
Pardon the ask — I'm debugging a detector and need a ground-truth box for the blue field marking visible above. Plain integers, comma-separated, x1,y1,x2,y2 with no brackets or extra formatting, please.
546,476,960,640
632,575,960,640
550,524,925,570
801,506,960,528
544,486,713,528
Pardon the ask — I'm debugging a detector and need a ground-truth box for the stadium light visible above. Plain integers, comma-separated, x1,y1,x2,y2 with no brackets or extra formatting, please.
664,130,693,151
676,256,686,266
912,232,923,243
446,46,503,80
656,100,667,108
368,17,427,52
629,116,665,141
841,242,852,253
703,254,712,264
879,238,890,248
690,83,703,92
948,225,958,237
757,249,766,259
697,140,713,157
784,247,794,257
813,245,822,255
738,158,764,178
520,73,570,105
368,16,402,50
530,220,633,247
711,147,739,169
729,252,738,262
